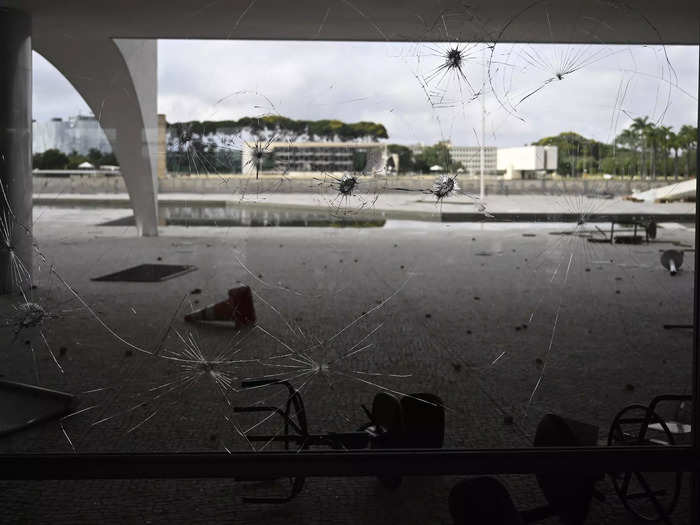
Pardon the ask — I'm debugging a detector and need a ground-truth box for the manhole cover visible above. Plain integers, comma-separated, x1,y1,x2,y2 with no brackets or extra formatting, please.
92,264,197,282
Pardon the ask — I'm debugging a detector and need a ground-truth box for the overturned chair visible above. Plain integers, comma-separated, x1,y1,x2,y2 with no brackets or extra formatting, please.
608,394,691,523
449,414,601,525
234,379,445,503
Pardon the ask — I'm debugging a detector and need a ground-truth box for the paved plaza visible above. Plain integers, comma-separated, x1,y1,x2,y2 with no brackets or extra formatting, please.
0,197,695,523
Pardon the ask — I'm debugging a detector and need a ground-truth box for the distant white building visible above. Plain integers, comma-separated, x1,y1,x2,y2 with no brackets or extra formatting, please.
242,141,388,175
32,115,113,155
409,142,498,174
449,145,498,174
497,146,558,179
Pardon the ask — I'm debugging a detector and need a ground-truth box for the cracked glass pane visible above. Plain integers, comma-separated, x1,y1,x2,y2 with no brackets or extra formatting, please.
1,0,699,521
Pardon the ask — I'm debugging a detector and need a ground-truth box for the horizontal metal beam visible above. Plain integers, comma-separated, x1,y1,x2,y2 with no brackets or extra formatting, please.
0,447,696,480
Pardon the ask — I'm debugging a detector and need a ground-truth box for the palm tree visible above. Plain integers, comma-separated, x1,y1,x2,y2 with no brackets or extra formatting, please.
630,117,651,178
668,130,681,180
615,128,639,179
643,122,661,180
679,125,698,177
656,126,672,180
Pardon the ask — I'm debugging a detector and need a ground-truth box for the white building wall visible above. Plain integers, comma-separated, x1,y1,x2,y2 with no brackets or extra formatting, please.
544,146,558,170
449,146,498,172
33,119,67,153
410,143,498,172
32,116,112,155
497,146,557,171
498,146,536,170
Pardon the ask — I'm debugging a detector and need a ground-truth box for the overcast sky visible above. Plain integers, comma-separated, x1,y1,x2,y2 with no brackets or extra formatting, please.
32,40,698,147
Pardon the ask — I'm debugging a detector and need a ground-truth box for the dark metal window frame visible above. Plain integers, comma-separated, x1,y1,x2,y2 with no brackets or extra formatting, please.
1,31,699,522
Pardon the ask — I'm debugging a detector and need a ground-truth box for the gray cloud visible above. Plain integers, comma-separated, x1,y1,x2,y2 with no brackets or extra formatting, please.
33,40,697,148
32,53,93,122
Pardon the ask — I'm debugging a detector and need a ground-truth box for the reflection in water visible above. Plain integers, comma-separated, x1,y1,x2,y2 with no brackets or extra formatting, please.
161,205,386,228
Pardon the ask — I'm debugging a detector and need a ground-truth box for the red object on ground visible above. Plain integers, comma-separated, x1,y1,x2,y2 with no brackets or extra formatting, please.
184,286,256,326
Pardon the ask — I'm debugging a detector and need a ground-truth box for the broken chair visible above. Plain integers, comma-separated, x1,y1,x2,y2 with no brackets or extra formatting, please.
608,394,691,524
233,379,444,502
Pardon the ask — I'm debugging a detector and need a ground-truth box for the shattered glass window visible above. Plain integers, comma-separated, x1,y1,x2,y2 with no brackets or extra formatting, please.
1,0,699,521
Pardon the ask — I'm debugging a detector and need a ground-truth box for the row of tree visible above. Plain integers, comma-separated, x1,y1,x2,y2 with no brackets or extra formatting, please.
32,148,118,170
534,119,698,179
33,115,696,178
169,116,389,143
388,143,463,174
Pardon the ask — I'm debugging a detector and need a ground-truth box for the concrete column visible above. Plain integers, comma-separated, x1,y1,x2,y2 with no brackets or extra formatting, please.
114,39,159,237
0,8,32,295
157,114,167,179
34,38,160,237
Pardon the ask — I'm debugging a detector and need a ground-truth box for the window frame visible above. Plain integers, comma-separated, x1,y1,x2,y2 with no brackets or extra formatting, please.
1,19,699,522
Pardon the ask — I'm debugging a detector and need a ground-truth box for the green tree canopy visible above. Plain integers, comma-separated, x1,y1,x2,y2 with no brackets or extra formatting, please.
66,150,89,169
32,149,69,170
532,119,697,178
413,142,456,174
387,144,414,173
534,132,611,176
87,148,104,167
169,116,388,143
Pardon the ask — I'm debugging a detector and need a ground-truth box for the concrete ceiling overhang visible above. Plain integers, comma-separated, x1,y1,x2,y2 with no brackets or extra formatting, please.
10,0,700,45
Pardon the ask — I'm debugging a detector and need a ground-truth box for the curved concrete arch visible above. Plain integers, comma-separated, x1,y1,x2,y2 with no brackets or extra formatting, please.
33,36,159,236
